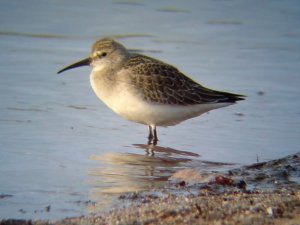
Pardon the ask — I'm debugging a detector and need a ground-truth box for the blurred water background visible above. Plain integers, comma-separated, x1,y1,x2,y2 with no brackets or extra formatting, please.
0,0,300,220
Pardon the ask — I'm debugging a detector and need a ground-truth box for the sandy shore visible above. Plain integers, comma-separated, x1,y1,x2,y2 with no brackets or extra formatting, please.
56,191,300,225
1,153,299,225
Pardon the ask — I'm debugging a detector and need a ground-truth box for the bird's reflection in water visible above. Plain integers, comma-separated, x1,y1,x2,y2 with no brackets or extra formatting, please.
88,144,232,212
89,144,230,196
134,143,200,157
89,145,194,194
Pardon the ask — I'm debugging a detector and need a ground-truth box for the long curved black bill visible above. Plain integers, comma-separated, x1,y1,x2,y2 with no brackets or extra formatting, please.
57,57,90,74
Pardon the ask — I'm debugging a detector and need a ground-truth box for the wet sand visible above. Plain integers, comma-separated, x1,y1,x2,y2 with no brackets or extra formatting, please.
1,153,299,225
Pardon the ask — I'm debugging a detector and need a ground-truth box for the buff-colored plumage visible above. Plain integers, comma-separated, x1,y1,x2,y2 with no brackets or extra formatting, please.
58,38,245,144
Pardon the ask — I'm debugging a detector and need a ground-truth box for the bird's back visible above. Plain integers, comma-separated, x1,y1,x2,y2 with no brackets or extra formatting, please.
123,54,245,106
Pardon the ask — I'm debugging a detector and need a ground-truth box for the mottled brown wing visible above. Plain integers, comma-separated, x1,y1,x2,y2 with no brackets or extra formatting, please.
125,54,244,105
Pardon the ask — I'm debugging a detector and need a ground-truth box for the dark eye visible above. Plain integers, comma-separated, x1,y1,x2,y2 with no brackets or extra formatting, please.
98,52,107,58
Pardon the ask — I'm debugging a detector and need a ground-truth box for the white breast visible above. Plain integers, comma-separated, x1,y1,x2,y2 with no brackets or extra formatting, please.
90,70,232,127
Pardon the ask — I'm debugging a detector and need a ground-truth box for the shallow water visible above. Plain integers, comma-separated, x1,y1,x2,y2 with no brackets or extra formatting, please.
0,0,300,220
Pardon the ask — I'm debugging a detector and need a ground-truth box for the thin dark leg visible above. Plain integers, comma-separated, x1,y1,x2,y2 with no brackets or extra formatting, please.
153,126,158,145
148,125,153,144
148,125,158,145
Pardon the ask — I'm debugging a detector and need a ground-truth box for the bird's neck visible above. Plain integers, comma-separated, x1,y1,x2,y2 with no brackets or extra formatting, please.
89,66,118,102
